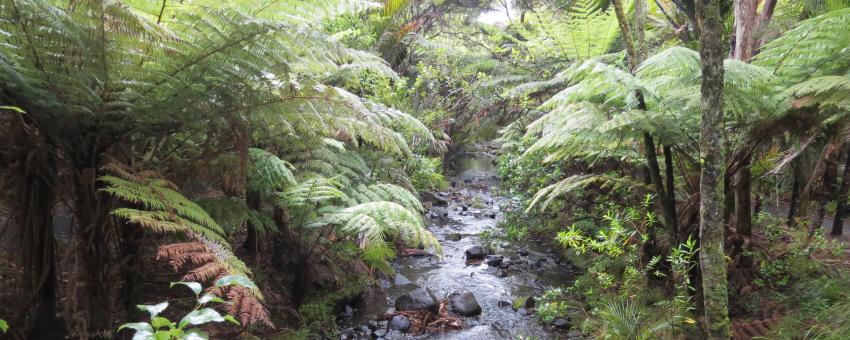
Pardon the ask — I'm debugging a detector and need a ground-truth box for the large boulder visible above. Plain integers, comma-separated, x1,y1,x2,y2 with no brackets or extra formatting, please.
395,287,438,312
465,246,488,261
448,290,482,316
420,191,448,207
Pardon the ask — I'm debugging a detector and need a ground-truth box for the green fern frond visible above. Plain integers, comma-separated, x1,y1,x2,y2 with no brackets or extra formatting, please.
277,176,347,207
248,148,296,193
526,174,649,212
313,201,441,256
755,8,850,81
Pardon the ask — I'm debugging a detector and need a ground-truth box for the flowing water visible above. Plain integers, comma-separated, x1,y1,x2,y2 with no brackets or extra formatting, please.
342,154,577,339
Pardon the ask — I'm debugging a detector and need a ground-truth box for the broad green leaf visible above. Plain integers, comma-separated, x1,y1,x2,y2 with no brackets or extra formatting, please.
214,275,257,289
198,294,225,305
0,319,8,333
178,308,225,328
137,302,169,318
171,281,203,295
118,322,154,340
150,316,173,329
184,329,210,340
153,330,172,340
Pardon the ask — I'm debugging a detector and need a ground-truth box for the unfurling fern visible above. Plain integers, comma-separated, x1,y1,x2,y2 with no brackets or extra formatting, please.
100,164,272,327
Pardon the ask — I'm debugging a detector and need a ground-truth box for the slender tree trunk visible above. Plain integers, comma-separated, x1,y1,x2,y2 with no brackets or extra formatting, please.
663,145,679,241
243,190,262,252
613,0,678,243
832,146,850,236
696,0,731,337
788,164,802,226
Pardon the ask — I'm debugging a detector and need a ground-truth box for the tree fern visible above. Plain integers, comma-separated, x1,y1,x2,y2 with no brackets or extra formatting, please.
517,0,624,61
311,201,441,256
100,164,271,327
248,148,296,194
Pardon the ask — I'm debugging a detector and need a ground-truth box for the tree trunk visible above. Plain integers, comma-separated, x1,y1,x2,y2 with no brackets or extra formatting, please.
734,161,752,237
732,0,758,61
832,146,850,236
18,147,63,338
696,0,731,337
788,164,802,226
663,144,679,242
243,190,262,253
613,0,678,244
74,165,117,336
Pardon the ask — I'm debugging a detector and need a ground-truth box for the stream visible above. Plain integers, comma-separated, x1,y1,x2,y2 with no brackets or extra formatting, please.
340,153,579,339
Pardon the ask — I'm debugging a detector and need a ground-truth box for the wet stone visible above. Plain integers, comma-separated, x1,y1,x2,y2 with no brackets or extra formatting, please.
517,308,528,316
497,300,513,309
518,248,529,256
485,255,503,266
465,246,487,260
373,329,387,337
395,287,438,312
552,318,571,329
388,315,411,331
394,273,413,286
446,233,462,242
340,305,354,319
448,290,482,316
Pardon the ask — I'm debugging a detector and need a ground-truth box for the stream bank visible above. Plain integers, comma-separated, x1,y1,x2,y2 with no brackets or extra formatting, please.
338,152,582,339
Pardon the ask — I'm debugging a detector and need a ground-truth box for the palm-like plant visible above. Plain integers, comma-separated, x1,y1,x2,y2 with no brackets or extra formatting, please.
1,0,439,335
519,47,779,212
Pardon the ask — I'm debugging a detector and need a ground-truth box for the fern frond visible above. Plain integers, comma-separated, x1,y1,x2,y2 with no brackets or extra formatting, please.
248,148,296,193
526,174,649,212
102,166,271,327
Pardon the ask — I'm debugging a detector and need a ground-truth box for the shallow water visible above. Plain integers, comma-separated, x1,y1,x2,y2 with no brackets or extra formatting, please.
344,155,576,339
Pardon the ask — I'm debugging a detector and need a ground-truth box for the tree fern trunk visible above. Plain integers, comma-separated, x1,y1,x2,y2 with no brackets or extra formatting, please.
788,162,802,226
18,146,63,338
614,0,678,244
696,0,731,336
832,146,850,236
243,190,262,253
663,145,679,242
74,172,116,336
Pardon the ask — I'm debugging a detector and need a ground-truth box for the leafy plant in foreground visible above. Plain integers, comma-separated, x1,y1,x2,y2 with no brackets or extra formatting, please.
119,276,253,340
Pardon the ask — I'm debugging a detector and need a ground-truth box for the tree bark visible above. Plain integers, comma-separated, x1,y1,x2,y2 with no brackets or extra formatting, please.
696,0,731,337
733,161,752,237
18,147,63,338
663,144,679,242
832,146,850,236
788,163,802,226
732,0,758,61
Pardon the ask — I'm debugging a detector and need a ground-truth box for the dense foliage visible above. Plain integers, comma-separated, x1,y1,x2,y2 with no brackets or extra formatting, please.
2,0,850,339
